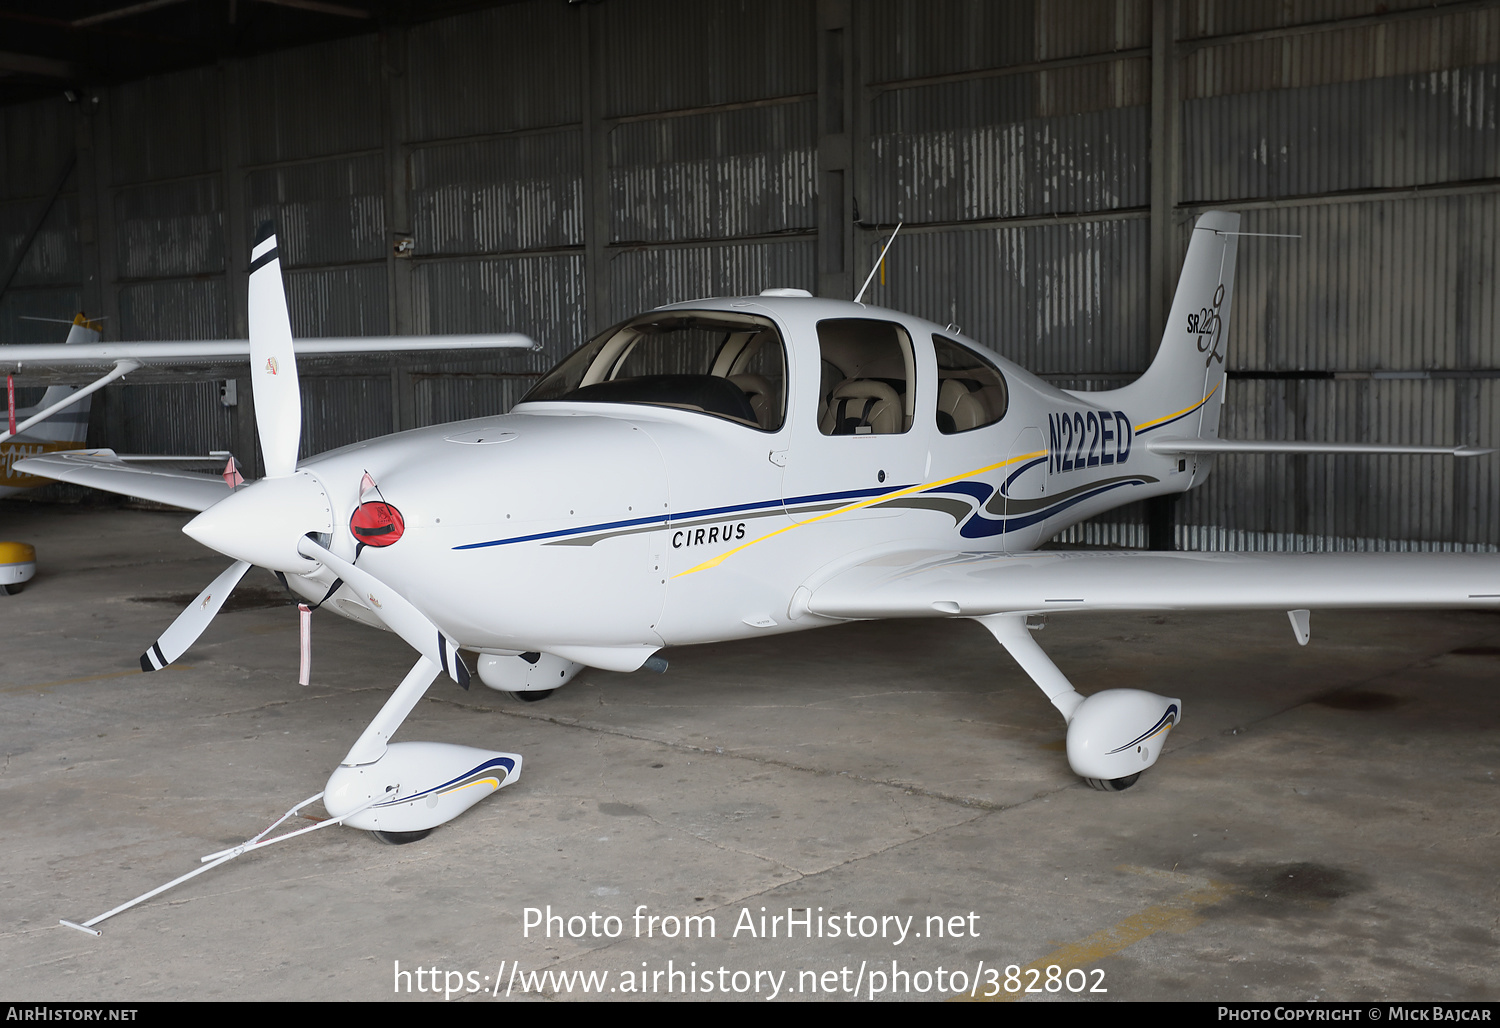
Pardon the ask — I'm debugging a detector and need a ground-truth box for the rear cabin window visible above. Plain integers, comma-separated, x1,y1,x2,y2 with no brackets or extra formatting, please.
521,313,787,431
815,318,915,435
933,335,1008,433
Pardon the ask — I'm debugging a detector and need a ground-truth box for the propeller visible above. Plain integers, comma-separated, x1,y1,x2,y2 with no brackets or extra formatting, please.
296,536,470,689
140,560,251,671
139,222,468,689
247,223,301,478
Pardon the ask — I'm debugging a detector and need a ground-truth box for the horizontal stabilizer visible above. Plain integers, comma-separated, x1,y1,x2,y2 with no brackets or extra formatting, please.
1146,436,1492,457
14,450,234,511
808,549,1500,620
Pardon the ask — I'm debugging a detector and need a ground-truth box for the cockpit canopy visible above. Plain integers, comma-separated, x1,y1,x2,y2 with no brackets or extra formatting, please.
521,311,787,431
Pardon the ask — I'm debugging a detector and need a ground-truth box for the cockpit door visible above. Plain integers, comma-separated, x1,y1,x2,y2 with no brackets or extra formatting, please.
782,317,927,524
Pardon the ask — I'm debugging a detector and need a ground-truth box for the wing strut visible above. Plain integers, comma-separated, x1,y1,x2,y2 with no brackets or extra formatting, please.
0,359,138,443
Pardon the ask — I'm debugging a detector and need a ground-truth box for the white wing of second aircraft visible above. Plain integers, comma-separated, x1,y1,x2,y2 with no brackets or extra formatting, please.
16,449,235,512
0,334,535,371
0,331,535,445
806,548,1500,620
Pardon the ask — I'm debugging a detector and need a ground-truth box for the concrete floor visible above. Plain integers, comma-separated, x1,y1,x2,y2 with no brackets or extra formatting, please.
1,499,1497,1002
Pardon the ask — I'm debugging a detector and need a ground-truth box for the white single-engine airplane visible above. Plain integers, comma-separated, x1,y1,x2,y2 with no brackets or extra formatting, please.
20,212,1500,848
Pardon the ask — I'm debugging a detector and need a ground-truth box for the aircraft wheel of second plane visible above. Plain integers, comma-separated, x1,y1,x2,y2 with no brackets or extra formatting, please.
372,829,434,845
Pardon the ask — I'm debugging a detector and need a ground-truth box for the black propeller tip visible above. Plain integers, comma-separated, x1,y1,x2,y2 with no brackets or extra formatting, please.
253,220,276,245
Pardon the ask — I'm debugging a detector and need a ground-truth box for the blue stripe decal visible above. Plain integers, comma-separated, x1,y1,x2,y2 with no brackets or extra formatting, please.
958,478,1150,538
1106,704,1179,754
1001,456,1048,494
374,755,518,807
453,485,910,551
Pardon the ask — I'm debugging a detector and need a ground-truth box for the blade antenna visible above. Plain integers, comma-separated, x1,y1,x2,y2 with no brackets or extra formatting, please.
854,221,903,305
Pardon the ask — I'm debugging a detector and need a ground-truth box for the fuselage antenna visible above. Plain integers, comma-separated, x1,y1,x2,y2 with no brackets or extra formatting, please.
854,222,903,305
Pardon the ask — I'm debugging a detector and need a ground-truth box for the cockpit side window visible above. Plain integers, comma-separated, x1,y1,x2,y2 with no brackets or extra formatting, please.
933,335,1008,433
520,313,787,431
815,318,915,435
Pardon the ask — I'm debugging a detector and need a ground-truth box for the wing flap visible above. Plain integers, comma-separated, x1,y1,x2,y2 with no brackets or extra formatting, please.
15,450,232,512
807,549,1500,620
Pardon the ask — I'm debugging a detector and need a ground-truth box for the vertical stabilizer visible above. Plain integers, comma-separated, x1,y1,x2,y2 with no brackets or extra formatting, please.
1091,211,1240,445
25,314,102,445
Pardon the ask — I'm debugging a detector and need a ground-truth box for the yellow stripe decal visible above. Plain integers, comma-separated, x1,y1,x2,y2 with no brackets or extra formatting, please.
674,449,1049,578
1133,381,1220,434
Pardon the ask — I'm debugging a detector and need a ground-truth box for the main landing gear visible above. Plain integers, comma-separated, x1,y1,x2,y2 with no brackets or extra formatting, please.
976,614,1180,791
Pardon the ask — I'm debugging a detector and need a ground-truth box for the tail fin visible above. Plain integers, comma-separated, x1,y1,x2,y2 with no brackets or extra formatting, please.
1087,211,1240,443
26,314,102,445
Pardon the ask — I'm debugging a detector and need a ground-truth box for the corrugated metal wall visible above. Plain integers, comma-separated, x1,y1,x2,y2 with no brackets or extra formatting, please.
1,0,1495,552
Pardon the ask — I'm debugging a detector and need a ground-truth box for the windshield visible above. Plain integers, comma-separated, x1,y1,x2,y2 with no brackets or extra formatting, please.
520,312,787,431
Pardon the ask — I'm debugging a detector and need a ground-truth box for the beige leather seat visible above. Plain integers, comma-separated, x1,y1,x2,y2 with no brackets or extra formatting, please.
938,378,986,432
729,373,776,429
820,379,901,435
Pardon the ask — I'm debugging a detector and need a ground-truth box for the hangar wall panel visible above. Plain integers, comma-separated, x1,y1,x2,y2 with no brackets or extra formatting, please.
113,381,234,455
410,131,584,255
868,92,1149,222
1183,63,1500,202
0,98,74,200
246,156,387,267
108,68,221,185
116,279,227,341
412,375,539,429
860,217,1150,376
411,254,586,362
599,0,815,117
609,102,817,243
285,265,389,339
0,194,79,288
0,288,83,344
298,376,395,457
406,2,581,140
606,239,816,325
1227,194,1500,374
238,35,384,164
113,177,224,279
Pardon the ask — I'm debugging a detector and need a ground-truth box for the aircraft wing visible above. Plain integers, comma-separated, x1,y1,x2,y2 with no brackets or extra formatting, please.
0,334,535,372
805,549,1500,620
14,450,232,512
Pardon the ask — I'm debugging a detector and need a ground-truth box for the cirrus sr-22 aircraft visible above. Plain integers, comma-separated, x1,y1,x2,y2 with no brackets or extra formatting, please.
20,211,1500,860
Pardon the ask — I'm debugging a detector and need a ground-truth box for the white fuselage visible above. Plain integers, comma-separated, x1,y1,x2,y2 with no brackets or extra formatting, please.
276,296,1197,670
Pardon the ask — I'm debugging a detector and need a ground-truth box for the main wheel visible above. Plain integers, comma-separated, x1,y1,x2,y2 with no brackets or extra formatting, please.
514,689,554,703
1084,773,1141,792
373,828,433,845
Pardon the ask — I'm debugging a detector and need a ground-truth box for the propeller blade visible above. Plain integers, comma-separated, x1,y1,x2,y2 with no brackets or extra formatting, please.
248,222,302,478
140,560,252,671
295,537,470,689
